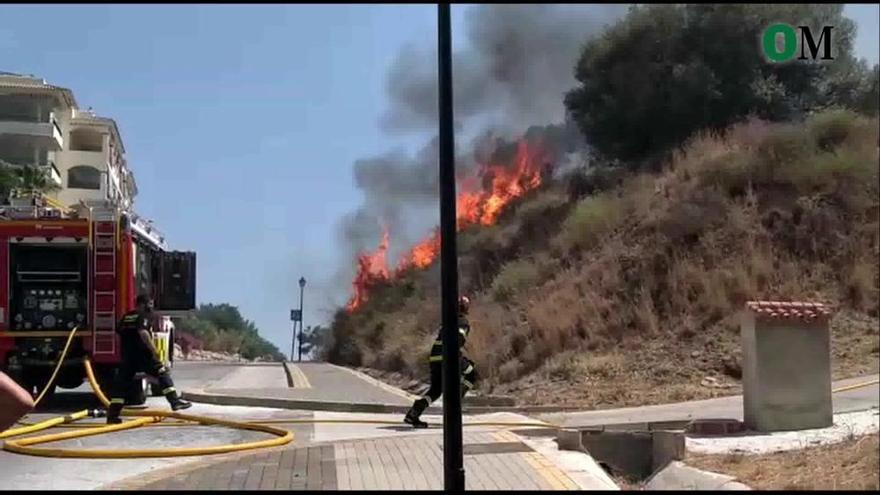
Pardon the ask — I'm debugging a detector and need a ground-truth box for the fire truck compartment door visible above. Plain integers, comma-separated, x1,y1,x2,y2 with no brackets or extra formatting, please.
156,251,196,312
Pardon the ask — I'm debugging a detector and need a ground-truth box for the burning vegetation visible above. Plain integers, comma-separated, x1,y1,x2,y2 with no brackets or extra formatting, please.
345,136,554,312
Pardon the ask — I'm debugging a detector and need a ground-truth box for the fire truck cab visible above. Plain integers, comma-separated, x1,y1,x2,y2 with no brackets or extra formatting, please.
0,193,195,403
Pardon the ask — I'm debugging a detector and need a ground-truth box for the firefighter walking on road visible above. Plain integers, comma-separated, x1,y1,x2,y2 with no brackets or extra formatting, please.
106,294,191,424
404,295,477,428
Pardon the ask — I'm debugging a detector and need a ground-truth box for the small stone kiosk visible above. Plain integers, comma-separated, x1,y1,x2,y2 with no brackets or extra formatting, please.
741,300,834,432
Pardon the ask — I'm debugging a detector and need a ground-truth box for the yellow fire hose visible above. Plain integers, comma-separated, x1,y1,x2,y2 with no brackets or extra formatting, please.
1,325,877,459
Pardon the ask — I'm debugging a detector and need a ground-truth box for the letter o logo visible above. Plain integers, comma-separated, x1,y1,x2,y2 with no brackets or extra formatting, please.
763,23,797,62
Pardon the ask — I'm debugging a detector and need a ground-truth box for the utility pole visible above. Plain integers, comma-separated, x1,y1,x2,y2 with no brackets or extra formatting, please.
438,3,465,491
290,310,296,362
298,277,306,362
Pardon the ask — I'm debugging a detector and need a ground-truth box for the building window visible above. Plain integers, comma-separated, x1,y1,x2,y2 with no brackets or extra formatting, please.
67,165,102,190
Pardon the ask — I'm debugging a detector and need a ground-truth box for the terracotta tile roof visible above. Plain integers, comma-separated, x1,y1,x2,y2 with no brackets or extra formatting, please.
746,300,833,322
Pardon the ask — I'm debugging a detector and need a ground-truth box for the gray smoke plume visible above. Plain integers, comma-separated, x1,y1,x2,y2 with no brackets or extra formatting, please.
381,4,630,134
333,4,629,301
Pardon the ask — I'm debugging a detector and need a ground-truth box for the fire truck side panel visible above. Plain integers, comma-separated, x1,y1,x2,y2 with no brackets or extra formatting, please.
0,220,93,372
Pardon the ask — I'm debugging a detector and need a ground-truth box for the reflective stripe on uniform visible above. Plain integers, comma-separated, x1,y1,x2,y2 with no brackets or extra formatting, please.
462,378,473,389
110,398,125,404
429,355,443,362
459,327,467,337
463,363,474,375
162,387,176,395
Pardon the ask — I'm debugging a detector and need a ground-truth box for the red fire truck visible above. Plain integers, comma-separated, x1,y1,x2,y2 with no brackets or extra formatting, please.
0,193,195,404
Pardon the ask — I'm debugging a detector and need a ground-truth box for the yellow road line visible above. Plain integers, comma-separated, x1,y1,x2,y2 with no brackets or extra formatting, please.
492,430,578,490
833,378,879,394
287,363,312,389
522,451,568,490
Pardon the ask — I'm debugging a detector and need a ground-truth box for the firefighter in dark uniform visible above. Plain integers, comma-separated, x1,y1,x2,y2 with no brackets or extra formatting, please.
404,295,477,428
106,294,191,424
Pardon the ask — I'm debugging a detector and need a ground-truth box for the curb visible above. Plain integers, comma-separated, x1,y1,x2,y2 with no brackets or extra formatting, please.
644,461,752,490
180,388,591,416
282,361,312,389
183,389,420,414
282,361,295,388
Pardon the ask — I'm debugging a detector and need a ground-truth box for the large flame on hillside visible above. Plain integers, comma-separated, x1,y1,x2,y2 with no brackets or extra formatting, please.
346,137,551,312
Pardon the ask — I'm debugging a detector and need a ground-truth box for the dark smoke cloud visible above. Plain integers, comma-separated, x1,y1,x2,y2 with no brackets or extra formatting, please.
333,4,629,298
380,4,630,134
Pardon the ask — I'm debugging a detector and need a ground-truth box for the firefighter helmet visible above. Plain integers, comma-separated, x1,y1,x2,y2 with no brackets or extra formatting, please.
459,295,471,314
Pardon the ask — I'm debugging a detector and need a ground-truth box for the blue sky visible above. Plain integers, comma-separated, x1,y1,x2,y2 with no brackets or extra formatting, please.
1,5,877,355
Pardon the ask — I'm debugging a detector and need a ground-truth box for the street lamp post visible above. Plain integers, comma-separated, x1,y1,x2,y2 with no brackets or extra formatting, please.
438,4,465,491
298,277,306,362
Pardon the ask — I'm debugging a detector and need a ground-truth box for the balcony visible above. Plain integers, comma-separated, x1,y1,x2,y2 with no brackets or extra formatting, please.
0,117,63,150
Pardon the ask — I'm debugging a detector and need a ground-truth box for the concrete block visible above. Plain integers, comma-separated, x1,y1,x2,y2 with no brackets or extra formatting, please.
580,430,654,479
651,431,685,472
557,429,584,451
741,302,834,432
645,461,752,490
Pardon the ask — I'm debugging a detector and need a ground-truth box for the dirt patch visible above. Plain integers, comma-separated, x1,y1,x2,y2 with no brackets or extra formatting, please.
488,310,878,409
686,434,880,490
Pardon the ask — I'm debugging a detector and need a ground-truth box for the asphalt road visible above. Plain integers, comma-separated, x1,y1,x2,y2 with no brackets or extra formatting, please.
0,361,313,490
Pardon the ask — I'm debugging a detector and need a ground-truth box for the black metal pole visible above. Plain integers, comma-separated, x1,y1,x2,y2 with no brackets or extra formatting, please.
290,311,296,362
438,3,464,491
298,285,305,362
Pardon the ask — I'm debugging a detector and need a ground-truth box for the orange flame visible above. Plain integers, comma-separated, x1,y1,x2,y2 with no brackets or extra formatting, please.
345,226,391,312
346,137,551,312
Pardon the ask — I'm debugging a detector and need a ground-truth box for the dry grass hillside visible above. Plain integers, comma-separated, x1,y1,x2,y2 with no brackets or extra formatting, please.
327,110,880,408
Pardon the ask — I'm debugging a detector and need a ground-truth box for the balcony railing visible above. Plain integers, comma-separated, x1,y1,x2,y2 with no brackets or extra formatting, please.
0,119,64,150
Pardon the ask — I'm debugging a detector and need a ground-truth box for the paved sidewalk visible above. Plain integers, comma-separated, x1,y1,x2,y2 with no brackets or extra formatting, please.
106,427,617,491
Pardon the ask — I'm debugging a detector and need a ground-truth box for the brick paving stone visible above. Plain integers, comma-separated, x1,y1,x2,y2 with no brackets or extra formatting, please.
354,439,379,489
384,436,416,490
390,436,430,490
320,445,338,490
364,439,390,489
306,447,323,490
344,442,365,490
372,438,403,489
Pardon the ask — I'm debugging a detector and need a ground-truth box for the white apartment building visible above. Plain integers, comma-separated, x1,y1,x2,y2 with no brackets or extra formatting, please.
0,71,137,210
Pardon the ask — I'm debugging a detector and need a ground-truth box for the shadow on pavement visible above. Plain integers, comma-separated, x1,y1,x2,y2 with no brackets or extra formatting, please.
378,425,443,432
32,392,107,414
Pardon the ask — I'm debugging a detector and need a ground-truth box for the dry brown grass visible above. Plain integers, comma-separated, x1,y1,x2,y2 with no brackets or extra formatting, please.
687,434,880,490
327,111,880,408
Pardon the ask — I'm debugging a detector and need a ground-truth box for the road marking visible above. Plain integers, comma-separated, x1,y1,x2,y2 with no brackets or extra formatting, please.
833,378,879,394
493,430,579,490
286,363,312,389
522,452,567,490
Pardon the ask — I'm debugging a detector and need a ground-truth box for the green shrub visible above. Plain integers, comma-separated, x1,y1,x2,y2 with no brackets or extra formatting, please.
560,194,622,250
783,148,876,195
807,109,861,151
754,124,814,182
697,150,756,197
